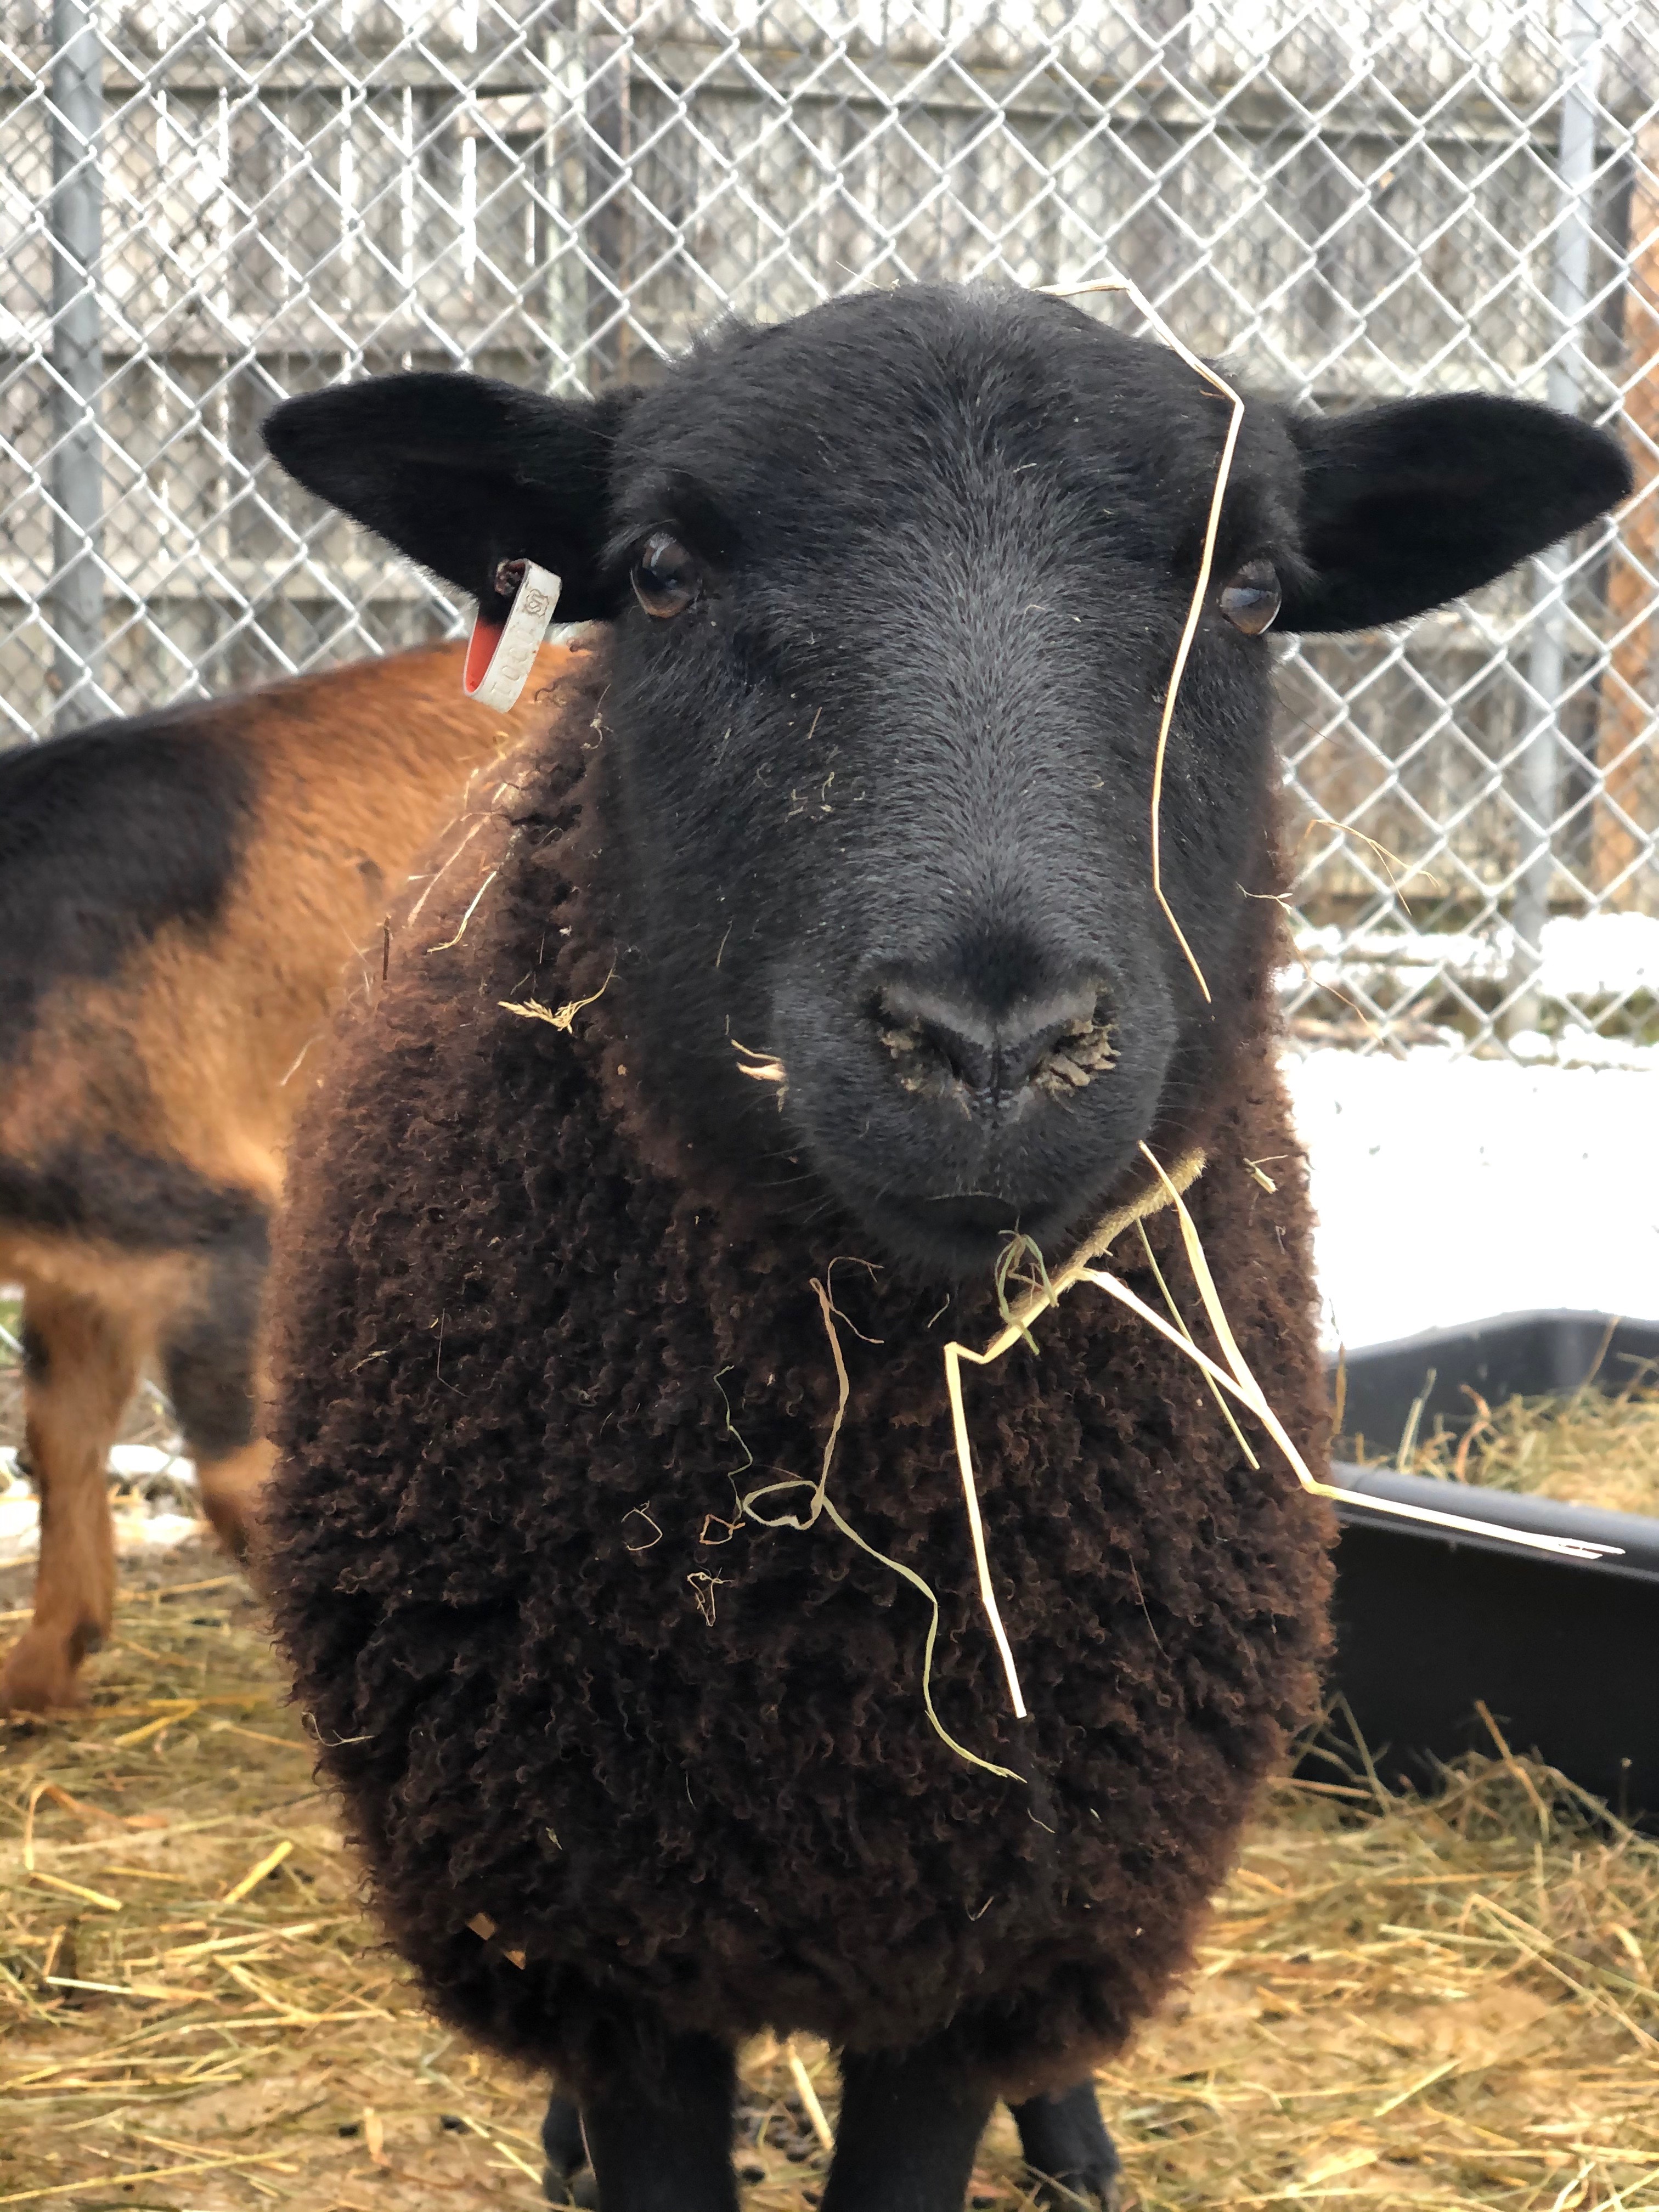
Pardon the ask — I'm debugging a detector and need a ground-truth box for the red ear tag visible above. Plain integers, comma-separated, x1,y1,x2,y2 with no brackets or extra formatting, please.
462,557,563,709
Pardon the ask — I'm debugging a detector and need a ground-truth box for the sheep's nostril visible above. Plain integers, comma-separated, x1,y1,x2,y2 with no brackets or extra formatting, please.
874,981,1113,1102
918,1013,995,1093
1030,1012,1118,1099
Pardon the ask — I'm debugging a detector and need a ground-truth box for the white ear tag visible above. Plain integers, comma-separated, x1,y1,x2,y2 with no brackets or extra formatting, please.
462,557,564,710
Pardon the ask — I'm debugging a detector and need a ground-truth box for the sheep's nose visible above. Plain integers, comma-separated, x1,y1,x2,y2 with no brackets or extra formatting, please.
874,978,1111,1102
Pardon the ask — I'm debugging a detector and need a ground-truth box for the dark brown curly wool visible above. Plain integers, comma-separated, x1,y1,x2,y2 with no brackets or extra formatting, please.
264,646,1334,2104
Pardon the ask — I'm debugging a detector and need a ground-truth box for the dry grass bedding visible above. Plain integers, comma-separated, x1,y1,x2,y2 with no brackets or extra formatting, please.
1364,1356,1659,1520
1,1536,1657,2212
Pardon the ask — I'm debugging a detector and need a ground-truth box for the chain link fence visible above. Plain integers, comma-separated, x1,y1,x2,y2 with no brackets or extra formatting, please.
3,0,1657,1054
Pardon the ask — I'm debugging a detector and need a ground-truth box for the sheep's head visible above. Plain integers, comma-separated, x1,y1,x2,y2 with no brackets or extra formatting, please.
264,285,1628,1278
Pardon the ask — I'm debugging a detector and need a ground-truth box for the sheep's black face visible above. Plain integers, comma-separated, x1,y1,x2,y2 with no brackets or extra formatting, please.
262,283,1631,1279
597,294,1294,1274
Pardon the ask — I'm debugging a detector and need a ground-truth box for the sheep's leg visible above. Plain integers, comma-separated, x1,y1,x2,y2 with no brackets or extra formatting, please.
578,2029,738,2212
820,2039,996,2212
1011,2081,1122,2209
541,2090,588,2202
1,1281,139,1713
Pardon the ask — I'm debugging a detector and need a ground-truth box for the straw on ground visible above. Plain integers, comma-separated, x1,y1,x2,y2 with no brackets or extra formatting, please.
4,1535,1659,2209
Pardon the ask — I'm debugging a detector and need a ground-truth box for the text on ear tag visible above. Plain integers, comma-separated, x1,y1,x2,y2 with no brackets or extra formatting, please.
462,557,563,709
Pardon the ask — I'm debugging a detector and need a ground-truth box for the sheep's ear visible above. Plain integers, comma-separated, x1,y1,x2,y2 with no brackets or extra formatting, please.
261,373,641,623
1278,394,1632,634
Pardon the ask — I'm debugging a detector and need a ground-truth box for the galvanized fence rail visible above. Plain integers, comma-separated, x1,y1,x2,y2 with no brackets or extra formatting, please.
3,0,1657,1053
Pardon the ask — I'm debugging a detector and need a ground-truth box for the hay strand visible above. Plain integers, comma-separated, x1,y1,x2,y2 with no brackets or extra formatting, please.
942,1143,1621,1740
424,866,498,953
731,1037,789,1088
1040,274,1249,1006
784,2040,834,2151
942,1335,1031,1723
1135,1217,1261,1473
742,1283,1024,1782
939,1150,1207,1722
499,963,615,1034
221,1838,294,1906
1125,1145,1624,1562
27,1870,123,1912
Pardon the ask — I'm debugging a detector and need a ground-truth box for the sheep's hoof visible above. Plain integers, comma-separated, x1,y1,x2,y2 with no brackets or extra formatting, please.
541,2091,591,2205
1032,2172,1122,2212
1012,2085,1122,2211
1024,2147,1122,2212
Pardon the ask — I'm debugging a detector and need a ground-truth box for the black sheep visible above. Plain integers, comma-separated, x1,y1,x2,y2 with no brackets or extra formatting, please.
259,284,1629,2212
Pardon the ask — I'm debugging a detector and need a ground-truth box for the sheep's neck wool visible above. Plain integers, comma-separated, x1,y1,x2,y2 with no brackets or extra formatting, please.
265,650,1335,2098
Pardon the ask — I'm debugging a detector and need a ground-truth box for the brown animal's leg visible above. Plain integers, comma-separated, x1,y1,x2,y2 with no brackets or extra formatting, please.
1,1282,140,1713
193,1438,274,1562
160,1219,271,1562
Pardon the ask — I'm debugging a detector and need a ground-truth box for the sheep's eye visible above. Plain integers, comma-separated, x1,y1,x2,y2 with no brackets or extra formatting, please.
1219,559,1281,636
632,532,700,618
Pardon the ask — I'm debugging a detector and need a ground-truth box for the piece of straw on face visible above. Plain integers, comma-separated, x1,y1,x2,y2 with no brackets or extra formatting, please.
1037,275,1250,1006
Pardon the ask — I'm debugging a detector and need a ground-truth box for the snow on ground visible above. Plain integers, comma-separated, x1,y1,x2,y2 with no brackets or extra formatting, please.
0,1446,201,1570
1286,1045,1659,1349
1293,910,1659,1020
1533,911,1659,999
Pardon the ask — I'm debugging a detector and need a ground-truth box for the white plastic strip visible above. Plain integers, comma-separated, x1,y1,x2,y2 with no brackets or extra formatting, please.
461,558,563,709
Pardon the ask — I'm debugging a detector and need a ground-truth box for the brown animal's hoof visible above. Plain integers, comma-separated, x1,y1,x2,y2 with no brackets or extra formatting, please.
1,1631,90,1716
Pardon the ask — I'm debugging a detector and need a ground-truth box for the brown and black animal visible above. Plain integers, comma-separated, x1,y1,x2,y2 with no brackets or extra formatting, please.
0,640,573,1713
259,283,1630,2212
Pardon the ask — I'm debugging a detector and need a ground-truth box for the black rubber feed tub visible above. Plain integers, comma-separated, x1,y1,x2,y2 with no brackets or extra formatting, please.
1313,1312,1659,1821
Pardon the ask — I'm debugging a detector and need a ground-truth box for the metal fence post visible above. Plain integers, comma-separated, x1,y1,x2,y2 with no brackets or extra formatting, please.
1508,0,1605,1035
48,0,105,734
